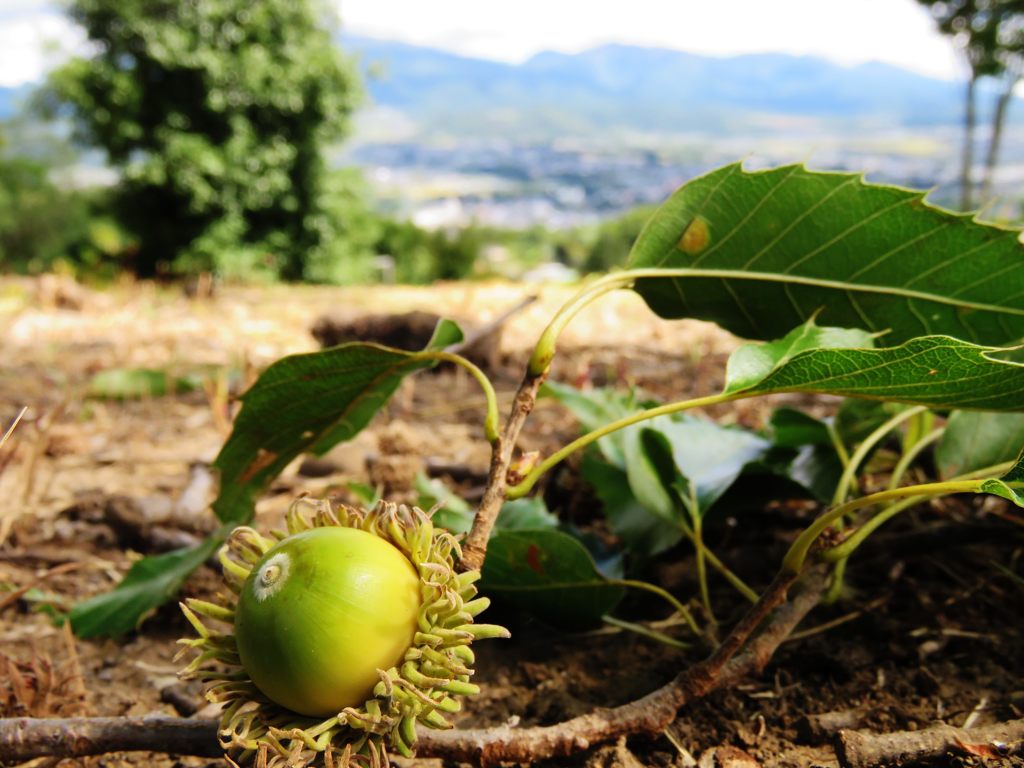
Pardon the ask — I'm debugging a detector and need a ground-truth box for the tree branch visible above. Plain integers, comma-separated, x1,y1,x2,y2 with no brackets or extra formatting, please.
0,569,826,765
0,716,222,762
835,718,1024,768
459,368,546,572
418,567,823,764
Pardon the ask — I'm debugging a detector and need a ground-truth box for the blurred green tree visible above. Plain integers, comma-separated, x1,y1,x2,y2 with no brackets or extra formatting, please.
581,205,654,273
43,0,361,279
917,0,1024,209
0,124,92,272
979,3,1024,202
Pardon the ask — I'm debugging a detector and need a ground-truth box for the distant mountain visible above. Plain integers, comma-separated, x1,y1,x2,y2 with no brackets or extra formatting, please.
1,36,994,142
345,36,986,141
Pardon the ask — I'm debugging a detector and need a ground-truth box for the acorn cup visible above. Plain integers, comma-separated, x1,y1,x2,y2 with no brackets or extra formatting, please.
177,498,509,768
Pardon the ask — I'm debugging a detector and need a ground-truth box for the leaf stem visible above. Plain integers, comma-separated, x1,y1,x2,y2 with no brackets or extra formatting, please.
821,458,1019,564
697,545,759,603
505,391,744,499
826,420,851,469
888,427,944,491
600,615,690,649
674,514,758,604
832,405,928,506
528,273,636,375
821,496,925,563
782,479,983,574
823,404,929,601
607,578,701,637
427,351,501,444
691,517,714,622
823,558,848,604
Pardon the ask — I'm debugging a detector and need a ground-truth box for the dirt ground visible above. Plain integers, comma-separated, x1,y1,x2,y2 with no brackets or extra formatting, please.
1,276,1022,768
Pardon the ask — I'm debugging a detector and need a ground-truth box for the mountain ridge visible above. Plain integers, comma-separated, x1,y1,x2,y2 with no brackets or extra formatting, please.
0,35,998,140
344,34,986,140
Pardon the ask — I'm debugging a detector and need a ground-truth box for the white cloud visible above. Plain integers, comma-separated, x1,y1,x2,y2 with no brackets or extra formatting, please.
338,0,966,81
0,10,87,87
0,0,969,88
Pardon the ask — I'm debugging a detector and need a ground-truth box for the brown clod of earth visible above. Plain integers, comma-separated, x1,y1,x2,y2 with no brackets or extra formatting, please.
311,309,503,372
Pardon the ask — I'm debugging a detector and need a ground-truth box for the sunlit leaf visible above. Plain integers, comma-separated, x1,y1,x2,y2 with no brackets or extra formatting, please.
541,380,643,468
724,322,1024,411
69,537,221,638
630,163,1024,345
725,324,875,394
212,320,463,524
646,416,772,514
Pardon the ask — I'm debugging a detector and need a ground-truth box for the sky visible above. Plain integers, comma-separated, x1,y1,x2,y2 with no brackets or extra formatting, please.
0,0,966,88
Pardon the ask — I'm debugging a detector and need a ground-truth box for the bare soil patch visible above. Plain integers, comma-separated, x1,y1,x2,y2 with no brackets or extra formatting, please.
1,277,1021,768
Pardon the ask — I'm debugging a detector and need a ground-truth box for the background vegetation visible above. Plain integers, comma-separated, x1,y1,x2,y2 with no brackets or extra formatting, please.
1,0,1023,286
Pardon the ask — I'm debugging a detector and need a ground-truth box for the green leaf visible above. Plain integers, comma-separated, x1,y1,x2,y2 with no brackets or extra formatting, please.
496,497,559,530
551,382,771,550
581,453,682,556
725,323,875,394
779,445,844,503
480,529,625,628
936,411,1024,479
763,409,844,502
87,367,200,400
834,398,900,447
630,163,1024,345
212,320,463,525
979,449,1024,507
649,416,772,514
414,473,474,535
69,537,221,638
424,318,465,350
725,324,1024,411
543,382,682,523
541,380,641,467
768,407,834,448
624,422,680,521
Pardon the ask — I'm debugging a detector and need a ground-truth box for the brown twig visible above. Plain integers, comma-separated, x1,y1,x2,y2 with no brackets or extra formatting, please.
459,368,547,572
0,568,826,764
835,718,1024,768
447,294,537,358
0,561,83,614
0,716,223,762
416,567,823,765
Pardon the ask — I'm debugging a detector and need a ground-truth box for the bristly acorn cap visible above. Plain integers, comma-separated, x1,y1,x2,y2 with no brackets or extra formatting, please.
177,498,509,768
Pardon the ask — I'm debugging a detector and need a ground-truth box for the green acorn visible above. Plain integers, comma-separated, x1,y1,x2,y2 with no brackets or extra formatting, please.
178,498,509,768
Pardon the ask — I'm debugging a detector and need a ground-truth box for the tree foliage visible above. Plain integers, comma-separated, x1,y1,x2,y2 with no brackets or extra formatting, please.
917,0,1024,208
44,0,361,279
0,125,92,272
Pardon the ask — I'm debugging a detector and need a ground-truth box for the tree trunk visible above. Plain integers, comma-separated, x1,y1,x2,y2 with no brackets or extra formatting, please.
960,74,977,211
980,74,1020,205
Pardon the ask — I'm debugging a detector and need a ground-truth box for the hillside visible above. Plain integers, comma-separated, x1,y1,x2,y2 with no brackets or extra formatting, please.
0,36,995,141
344,35,981,140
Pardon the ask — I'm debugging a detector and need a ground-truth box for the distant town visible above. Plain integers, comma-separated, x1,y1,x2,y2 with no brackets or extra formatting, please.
335,35,1024,231
343,127,1023,231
